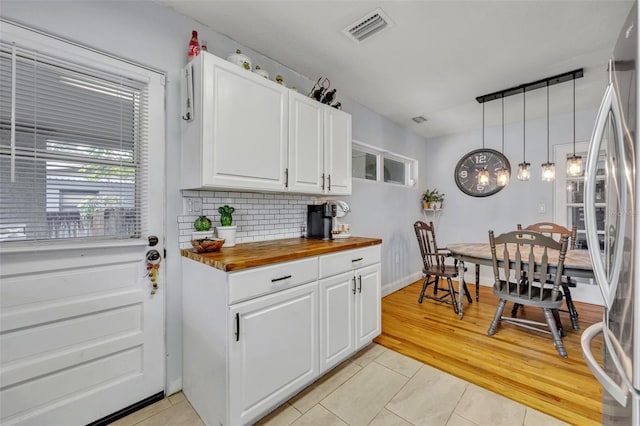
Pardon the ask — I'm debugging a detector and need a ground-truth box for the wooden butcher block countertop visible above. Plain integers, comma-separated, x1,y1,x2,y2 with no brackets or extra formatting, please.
181,236,382,272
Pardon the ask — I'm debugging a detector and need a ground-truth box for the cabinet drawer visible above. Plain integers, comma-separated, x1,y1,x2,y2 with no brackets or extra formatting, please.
228,257,318,304
319,246,381,279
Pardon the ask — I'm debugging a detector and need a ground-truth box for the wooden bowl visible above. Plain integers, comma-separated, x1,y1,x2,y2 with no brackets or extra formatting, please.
191,238,225,253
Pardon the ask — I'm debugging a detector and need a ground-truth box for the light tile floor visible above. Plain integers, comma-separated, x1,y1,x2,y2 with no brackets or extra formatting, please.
112,344,570,426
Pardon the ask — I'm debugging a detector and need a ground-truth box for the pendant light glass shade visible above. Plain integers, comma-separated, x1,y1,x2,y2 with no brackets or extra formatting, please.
567,155,582,176
478,169,490,186
541,162,556,181
541,83,555,181
518,89,530,181
517,162,531,180
567,79,582,176
496,168,510,186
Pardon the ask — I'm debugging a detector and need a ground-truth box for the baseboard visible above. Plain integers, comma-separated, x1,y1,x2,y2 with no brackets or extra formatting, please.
86,391,165,426
381,272,422,297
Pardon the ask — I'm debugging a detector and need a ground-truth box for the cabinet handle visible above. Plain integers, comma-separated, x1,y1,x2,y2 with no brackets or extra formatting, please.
327,174,331,191
271,275,292,283
351,257,364,263
321,173,325,191
358,275,362,293
285,168,289,188
235,313,240,342
352,277,357,295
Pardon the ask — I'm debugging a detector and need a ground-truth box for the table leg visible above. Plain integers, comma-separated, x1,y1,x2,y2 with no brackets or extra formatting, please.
475,264,480,301
458,260,466,319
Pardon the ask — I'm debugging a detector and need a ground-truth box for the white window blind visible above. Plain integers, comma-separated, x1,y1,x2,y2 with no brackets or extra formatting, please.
0,40,149,242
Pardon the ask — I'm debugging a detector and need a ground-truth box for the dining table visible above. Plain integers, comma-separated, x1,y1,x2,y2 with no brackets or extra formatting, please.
446,242,595,319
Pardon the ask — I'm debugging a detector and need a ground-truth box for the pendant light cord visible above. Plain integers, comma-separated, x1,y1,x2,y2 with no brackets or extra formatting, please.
546,82,550,162
482,102,485,149
501,95,505,154
523,89,526,162
572,77,576,155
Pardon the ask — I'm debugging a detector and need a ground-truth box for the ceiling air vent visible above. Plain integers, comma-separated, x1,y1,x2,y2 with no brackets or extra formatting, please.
343,8,394,44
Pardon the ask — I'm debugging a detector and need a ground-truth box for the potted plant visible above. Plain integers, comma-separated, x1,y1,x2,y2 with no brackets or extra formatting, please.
216,205,237,247
192,215,214,239
422,189,443,210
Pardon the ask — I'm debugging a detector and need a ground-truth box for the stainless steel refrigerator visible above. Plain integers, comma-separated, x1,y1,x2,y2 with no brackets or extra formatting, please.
581,3,639,425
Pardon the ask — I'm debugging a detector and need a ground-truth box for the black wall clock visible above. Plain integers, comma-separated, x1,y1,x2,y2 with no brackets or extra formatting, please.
454,148,511,197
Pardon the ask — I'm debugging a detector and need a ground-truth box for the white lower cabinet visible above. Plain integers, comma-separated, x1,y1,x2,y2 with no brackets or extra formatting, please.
229,282,318,425
319,247,381,373
182,244,381,426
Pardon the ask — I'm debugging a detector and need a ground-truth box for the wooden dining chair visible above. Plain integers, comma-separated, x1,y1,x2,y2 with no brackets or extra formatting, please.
514,222,579,330
413,221,472,314
487,229,570,357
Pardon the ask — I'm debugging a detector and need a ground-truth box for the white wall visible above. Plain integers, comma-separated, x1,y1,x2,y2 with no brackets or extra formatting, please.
0,0,435,395
0,0,605,399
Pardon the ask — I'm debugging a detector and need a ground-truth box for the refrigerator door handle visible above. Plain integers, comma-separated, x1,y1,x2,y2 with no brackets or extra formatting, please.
581,322,629,407
584,82,625,309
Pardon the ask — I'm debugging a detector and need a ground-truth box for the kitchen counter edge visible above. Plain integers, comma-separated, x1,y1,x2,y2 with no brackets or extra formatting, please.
180,236,383,272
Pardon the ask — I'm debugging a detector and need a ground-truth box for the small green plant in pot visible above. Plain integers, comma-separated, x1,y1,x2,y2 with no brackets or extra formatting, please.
218,205,235,226
216,205,237,247
422,189,444,209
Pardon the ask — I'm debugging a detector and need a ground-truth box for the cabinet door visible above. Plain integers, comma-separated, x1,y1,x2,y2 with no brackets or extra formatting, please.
324,107,352,195
319,271,355,373
355,263,381,350
288,92,324,194
229,281,318,425
202,54,288,191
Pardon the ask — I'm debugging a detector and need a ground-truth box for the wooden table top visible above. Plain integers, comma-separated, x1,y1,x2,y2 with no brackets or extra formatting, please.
446,242,594,275
181,236,383,272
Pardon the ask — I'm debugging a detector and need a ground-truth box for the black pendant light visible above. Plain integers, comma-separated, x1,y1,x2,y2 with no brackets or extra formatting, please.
477,103,490,185
566,78,582,176
496,95,510,186
541,82,556,181
517,89,531,181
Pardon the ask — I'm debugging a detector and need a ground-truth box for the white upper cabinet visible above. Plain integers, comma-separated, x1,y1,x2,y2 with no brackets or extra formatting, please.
288,91,324,194
324,107,352,195
288,91,352,195
181,52,288,192
181,52,352,194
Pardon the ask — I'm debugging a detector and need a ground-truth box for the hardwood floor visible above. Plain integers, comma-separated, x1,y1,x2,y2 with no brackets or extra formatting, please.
374,280,604,426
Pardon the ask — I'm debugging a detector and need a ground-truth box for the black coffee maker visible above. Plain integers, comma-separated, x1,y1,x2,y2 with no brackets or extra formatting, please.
307,203,336,240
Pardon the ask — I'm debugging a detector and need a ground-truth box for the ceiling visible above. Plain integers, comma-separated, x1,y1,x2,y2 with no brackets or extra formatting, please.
160,1,634,139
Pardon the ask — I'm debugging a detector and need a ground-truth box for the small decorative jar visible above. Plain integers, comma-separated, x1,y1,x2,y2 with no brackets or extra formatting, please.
227,49,251,70
253,65,269,79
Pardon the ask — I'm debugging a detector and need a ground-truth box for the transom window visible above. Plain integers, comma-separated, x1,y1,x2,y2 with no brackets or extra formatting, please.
352,141,417,186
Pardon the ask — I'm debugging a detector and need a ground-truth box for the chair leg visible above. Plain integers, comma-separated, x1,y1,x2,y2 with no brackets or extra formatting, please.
447,277,459,314
418,275,430,303
552,309,565,337
543,308,567,358
488,299,507,335
511,303,520,317
562,284,580,330
433,276,440,295
463,283,473,303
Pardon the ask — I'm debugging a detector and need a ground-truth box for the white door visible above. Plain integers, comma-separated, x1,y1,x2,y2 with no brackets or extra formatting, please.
355,264,382,350
319,271,355,372
229,282,318,425
0,23,165,425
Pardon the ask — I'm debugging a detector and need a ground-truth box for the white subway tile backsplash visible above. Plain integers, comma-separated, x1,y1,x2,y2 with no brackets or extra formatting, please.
178,191,319,248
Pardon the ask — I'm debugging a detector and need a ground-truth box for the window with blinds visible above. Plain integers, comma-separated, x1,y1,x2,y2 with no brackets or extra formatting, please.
0,41,149,242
